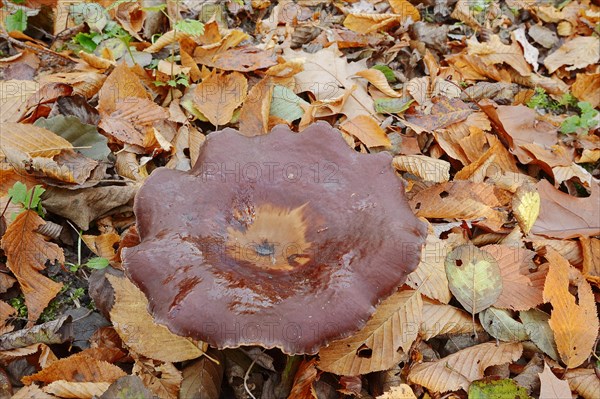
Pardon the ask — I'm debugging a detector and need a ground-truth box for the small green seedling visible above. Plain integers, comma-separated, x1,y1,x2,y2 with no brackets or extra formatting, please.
8,182,45,218
560,101,599,135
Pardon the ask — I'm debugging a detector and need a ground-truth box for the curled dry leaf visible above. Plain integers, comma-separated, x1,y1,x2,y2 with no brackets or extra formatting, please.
408,342,523,393
542,249,599,368
107,275,205,363
512,182,540,235
404,97,473,133
355,69,401,98
288,358,318,399
393,155,450,183
318,289,422,376
445,244,503,315
0,210,64,326
133,358,182,399
193,71,248,127
341,114,391,148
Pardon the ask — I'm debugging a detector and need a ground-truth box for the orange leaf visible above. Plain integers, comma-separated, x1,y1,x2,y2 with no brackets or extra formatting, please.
341,115,391,148
0,210,64,325
542,249,599,368
355,69,401,98
193,72,248,127
238,77,273,136
388,0,421,21
97,63,151,115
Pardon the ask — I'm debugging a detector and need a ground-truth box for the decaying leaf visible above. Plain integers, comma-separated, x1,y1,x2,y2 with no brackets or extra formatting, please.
340,114,391,148
538,363,571,399
376,384,417,399
179,350,224,399
288,358,318,399
445,244,503,315
406,234,452,303
544,36,600,73
512,182,540,235
479,307,528,342
107,275,205,363
468,379,531,399
133,358,182,399
520,309,560,361
193,71,248,127
355,69,401,98
408,342,523,393
318,289,422,376
542,249,599,368
0,210,64,325
393,155,450,183
564,368,600,399
419,298,481,340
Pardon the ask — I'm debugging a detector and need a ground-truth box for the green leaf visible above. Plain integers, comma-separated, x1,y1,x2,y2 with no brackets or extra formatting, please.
560,115,581,134
372,65,396,82
270,85,308,122
5,9,28,32
27,186,45,211
374,98,413,114
74,32,98,52
175,19,205,36
468,379,531,399
86,257,110,270
8,182,28,206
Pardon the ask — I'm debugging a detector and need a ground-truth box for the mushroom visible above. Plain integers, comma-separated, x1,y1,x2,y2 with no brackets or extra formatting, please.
123,122,427,355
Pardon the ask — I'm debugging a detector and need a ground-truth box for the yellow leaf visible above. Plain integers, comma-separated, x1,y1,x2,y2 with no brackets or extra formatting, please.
393,155,450,183
355,69,401,98
107,275,206,363
542,249,599,368
0,80,38,123
343,13,401,34
97,63,151,115
0,210,64,325
193,71,248,127
513,182,540,235
408,342,522,393
341,115,391,148
318,289,422,376
0,122,72,158
388,0,421,21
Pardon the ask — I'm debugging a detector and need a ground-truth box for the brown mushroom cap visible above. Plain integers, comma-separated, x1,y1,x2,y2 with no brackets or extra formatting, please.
123,122,427,355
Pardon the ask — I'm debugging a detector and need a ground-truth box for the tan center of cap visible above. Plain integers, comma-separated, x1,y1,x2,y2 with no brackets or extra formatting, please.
226,204,312,271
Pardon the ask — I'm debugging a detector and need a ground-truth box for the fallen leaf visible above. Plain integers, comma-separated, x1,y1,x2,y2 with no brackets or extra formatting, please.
513,27,539,71
571,73,600,108
467,35,531,77
479,307,529,342
199,46,277,72
0,80,38,122
97,63,151,115
564,368,600,399
580,237,600,284
355,69,401,98
107,275,205,363
341,114,391,148
377,384,417,399
289,358,318,399
0,122,72,158
512,182,540,235
520,309,560,361
483,245,544,311
393,155,450,183
238,77,273,136
542,249,599,368
21,352,126,385
99,376,154,399
0,210,64,325
544,36,600,74
538,363,572,399
468,379,531,399
11,385,55,399
318,289,422,376
404,97,473,133
406,234,452,303
179,349,224,399
532,180,600,239
193,71,248,127
408,342,523,393
445,244,503,315
42,381,111,399
133,358,182,399
419,298,481,340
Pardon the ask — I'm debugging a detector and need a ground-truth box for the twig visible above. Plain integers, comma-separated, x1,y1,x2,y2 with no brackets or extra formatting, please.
244,352,260,399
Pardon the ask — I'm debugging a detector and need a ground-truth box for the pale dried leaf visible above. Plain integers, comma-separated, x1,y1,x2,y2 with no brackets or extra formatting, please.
479,307,529,342
341,115,391,148
393,155,450,183
512,182,540,235
0,80,38,123
408,342,523,393
0,122,72,158
318,290,422,376
377,384,417,399
355,69,401,98
538,363,571,399
565,368,600,399
420,298,481,340
42,381,111,399
406,234,451,303
544,36,600,74
107,275,205,363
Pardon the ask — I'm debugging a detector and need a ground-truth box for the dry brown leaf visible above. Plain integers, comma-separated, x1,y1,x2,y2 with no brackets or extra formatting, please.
107,275,205,363
483,245,545,311
419,298,481,340
538,363,571,399
544,36,600,74
341,115,391,148
12,384,56,399
512,182,540,235
82,233,120,261
542,249,599,368
193,71,248,127
318,289,421,376
0,210,64,325
393,155,450,183
179,350,224,399
355,69,401,98
467,35,532,77
408,342,523,393
22,353,126,385
97,63,151,115
133,358,182,399
238,77,273,136
42,381,111,399
0,300,16,335
343,14,404,34
532,180,600,239
571,73,600,108
404,97,473,133
99,97,168,147
289,358,318,399
409,181,509,231
0,122,72,158
200,46,277,72
565,368,600,399
581,237,600,284
0,80,38,123
406,234,452,303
